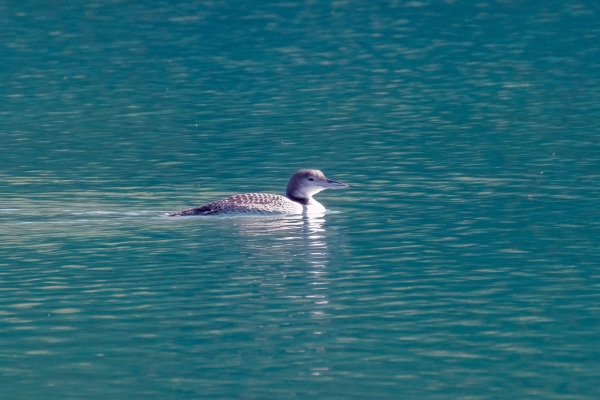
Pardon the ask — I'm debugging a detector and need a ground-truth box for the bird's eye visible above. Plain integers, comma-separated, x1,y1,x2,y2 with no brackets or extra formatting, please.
308,178,314,181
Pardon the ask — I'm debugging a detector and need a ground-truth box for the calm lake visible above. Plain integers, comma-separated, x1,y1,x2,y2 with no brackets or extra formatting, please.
1,1,599,398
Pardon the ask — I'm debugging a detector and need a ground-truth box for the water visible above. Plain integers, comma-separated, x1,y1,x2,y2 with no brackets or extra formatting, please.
2,1,600,398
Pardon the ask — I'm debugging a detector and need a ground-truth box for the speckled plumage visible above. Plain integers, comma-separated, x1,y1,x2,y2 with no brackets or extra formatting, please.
167,169,347,217
167,193,303,216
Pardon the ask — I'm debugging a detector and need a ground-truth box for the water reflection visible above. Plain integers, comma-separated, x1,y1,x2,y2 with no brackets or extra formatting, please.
232,213,331,316
231,213,333,377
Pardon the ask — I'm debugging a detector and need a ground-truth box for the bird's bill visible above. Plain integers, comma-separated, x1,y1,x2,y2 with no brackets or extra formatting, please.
324,179,348,189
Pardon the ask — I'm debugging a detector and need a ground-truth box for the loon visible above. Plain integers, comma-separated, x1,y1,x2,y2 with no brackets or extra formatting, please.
167,169,347,216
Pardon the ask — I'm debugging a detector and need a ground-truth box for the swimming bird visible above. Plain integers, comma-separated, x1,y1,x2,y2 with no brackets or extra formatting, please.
167,169,347,216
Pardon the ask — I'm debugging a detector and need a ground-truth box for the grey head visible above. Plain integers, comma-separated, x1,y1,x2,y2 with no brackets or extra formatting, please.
285,169,348,204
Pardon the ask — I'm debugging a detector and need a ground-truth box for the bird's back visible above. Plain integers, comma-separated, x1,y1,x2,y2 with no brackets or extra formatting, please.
167,193,303,216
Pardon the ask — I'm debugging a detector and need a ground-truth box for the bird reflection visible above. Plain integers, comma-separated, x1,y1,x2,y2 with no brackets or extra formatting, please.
232,214,332,307
231,212,333,377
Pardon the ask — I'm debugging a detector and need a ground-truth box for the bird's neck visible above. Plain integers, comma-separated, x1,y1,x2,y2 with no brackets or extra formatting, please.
286,190,310,205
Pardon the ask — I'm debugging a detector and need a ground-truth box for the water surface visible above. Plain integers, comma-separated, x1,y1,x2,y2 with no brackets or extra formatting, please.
1,1,600,398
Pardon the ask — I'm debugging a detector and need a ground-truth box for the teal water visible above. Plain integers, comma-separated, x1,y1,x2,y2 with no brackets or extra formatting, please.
2,1,600,398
